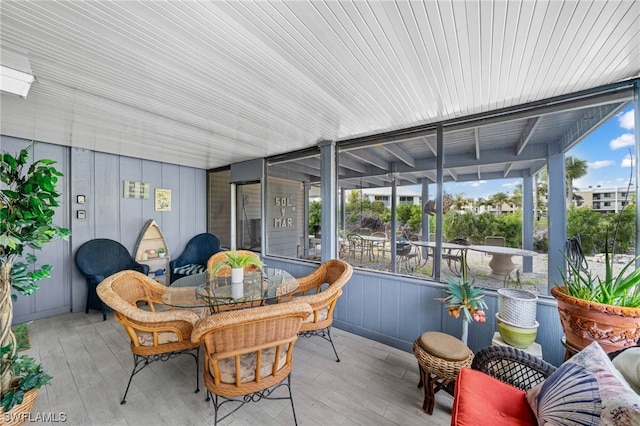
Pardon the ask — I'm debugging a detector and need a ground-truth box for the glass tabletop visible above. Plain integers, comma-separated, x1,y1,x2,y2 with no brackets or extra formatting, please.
162,268,299,311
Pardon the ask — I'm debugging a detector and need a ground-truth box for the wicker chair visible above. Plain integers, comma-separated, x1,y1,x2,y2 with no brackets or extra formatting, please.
96,270,201,404
282,259,353,362
471,345,557,391
191,301,313,425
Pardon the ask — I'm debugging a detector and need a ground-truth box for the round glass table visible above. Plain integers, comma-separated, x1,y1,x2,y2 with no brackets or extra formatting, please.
162,268,299,313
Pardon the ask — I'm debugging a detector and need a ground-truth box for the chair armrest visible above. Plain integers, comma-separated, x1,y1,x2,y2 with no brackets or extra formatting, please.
471,345,556,391
134,263,149,275
84,274,105,285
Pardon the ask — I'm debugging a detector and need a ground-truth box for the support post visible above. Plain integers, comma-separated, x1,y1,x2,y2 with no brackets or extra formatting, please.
522,174,534,273
319,140,337,261
547,152,567,288
434,124,444,280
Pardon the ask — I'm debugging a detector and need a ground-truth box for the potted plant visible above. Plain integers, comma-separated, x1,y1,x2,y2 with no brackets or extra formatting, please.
157,247,166,258
551,164,640,353
210,250,264,299
438,251,487,345
1,343,52,420
1,143,70,420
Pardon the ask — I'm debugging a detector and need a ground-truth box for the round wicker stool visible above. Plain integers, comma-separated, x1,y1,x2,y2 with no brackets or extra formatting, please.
413,331,473,414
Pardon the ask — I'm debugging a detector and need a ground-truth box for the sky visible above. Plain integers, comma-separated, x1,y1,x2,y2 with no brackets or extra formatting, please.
444,105,637,200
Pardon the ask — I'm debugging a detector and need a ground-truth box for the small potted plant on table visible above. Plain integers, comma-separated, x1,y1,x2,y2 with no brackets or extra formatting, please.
210,250,264,299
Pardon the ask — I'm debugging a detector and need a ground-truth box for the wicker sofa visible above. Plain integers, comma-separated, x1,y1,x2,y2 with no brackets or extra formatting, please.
451,343,640,425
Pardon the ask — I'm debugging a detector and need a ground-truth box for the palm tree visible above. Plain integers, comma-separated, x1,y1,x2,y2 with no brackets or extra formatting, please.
452,193,468,210
565,156,588,206
510,184,523,209
490,192,510,214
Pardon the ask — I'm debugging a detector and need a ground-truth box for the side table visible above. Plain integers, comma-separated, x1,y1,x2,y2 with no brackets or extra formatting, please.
492,332,543,359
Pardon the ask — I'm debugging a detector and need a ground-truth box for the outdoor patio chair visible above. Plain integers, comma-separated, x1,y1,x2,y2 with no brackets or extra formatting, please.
170,233,221,283
444,238,470,277
191,301,313,425
281,259,353,361
75,238,149,320
96,270,201,404
346,234,366,263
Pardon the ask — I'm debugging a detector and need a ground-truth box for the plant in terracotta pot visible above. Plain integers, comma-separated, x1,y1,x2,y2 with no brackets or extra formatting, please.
1,144,70,417
551,163,640,353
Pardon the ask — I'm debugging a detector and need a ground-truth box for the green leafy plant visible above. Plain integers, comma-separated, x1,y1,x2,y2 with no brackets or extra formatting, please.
157,247,165,254
1,143,70,407
210,249,264,275
437,251,487,344
560,246,640,308
0,343,52,412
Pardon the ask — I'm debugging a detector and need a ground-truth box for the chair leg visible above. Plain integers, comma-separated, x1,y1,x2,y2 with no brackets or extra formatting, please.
121,347,200,404
121,354,149,404
300,327,340,362
288,374,299,426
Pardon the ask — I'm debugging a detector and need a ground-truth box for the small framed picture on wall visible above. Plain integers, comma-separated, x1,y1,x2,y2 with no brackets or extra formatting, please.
155,188,171,211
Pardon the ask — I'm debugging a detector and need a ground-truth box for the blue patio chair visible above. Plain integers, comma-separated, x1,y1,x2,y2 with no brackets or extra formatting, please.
170,233,221,283
75,238,149,320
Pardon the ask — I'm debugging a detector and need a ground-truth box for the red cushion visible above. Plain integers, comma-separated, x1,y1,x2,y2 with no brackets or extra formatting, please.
451,368,536,426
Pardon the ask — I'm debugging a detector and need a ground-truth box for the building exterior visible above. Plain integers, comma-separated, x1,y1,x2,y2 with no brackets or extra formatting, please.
574,186,636,213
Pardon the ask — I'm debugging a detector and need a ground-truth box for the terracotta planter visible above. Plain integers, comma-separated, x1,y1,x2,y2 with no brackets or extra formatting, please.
1,388,40,426
551,286,640,353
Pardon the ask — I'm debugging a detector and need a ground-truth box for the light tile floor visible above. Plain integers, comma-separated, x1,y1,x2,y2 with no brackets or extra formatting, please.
19,312,453,425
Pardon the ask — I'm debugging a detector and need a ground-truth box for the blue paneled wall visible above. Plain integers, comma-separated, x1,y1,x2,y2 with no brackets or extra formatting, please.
264,256,565,366
3,136,207,323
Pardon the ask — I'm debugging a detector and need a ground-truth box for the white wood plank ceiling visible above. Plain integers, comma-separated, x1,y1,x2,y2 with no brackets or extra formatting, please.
1,1,639,173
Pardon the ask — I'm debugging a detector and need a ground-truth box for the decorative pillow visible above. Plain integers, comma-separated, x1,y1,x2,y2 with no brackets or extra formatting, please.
612,348,640,394
526,341,640,425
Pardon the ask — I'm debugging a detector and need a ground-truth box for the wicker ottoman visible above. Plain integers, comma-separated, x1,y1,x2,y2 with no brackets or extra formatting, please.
413,331,473,414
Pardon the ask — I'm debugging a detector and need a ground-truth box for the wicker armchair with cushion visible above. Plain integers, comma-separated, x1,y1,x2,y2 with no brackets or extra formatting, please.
170,233,221,283
96,270,201,404
75,238,149,320
191,301,312,425
282,259,353,362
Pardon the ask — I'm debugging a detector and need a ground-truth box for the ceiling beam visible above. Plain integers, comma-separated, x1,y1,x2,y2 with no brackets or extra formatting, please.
339,155,368,173
385,144,415,167
554,102,627,155
447,169,458,181
516,117,540,155
345,149,388,170
504,163,514,177
424,137,437,156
